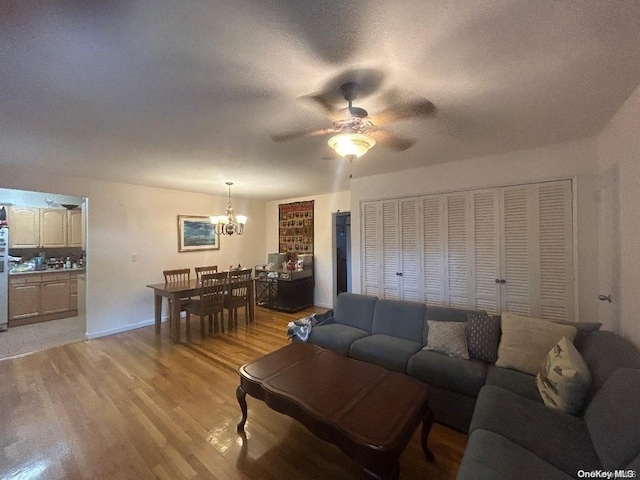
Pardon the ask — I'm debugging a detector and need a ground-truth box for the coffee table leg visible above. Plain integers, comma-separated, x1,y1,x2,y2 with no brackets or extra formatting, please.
236,385,248,431
421,408,435,462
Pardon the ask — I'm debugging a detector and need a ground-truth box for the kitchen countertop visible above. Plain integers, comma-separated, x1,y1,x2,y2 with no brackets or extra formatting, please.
10,267,85,275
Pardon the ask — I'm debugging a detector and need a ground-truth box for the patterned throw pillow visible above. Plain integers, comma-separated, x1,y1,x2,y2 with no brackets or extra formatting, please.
466,312,501,364
536,336,592,415
424,320,470,359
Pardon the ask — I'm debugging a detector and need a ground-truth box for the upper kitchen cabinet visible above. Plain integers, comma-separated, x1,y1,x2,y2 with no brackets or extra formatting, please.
40,209,67,247
8,207,40,248
9,206,81,248
67,209,83,248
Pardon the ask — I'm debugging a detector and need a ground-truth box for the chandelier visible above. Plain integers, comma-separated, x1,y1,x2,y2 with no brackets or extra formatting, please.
210,182,247,235
327,131,376,160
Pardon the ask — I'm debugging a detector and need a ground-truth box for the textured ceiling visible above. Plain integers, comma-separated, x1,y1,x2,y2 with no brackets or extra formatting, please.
1,1,640,200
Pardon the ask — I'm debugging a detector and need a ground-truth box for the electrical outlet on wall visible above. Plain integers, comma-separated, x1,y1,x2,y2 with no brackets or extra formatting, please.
131,253,138,262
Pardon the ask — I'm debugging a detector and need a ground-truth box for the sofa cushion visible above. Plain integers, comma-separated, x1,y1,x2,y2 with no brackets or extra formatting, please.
458,429,575,480
424,320,469,359
495,313,577,375
579,331,640,398
466,312,501,363
425,305,474,322
585,368,640,470
470,385,601,475
308,324,369,356
426,385,477,433
553,320,601,350
536,336,591,415
407,350,487,397
349,334,422,373
485,365,542,402
371,299,425,343
333,292,377,332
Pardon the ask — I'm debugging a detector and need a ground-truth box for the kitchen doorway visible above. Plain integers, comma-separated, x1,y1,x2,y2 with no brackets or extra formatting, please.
333,211,352,305
0,187,87,359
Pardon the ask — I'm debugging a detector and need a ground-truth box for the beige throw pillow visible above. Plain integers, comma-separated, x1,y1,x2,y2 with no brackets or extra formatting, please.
536,336,591,414
495,313,577,375
424,320,470,359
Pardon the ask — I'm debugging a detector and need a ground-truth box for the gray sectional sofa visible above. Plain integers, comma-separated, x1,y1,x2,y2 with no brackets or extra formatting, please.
303,292,640,479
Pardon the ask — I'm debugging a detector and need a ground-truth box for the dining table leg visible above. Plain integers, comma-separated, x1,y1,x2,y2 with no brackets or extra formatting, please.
171,292,181,344
154,293,162,334
248,281,255,323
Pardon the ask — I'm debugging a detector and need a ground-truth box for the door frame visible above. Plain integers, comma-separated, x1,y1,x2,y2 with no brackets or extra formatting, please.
332,211,351,306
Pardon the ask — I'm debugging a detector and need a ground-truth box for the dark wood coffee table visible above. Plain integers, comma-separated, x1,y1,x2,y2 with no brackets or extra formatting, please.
236,343,433,480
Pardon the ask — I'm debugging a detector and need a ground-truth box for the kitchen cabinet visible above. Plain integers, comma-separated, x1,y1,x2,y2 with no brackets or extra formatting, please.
41,277,71,314
8,271,80,326
40,209,67,247
70,273,78,310
67,209,83,247
9,277,41,320
8,207,40,248
9,207,81,248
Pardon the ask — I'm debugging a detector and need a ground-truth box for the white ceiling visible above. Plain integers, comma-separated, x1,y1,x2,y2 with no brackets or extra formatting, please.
2,1,640,201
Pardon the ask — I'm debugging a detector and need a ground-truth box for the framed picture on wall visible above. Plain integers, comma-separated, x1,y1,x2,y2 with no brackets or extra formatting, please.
177,215,220,252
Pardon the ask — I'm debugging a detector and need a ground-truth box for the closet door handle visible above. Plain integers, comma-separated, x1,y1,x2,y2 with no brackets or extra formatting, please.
598,294,612,303
495,279,506,284
396,272,403,276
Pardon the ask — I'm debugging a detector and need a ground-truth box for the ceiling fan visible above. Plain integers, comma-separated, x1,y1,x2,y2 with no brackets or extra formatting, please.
271,81,436,160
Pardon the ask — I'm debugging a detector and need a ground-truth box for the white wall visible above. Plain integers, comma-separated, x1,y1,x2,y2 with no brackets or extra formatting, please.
350,137,601,323
0,165,266,338
265,191,351,308
597,83,640,348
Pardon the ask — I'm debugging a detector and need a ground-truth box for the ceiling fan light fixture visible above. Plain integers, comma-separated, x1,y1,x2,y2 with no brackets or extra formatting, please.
328,132,376,160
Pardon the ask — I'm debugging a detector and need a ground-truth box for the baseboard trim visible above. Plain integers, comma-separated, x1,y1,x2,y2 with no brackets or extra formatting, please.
314,302,333,309
86,316,169,339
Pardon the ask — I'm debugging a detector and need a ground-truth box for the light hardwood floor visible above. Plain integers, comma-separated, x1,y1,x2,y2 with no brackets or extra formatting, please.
0,306,467,479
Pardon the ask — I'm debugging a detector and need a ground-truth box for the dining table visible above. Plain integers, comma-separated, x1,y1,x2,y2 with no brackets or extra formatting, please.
146,277,255,344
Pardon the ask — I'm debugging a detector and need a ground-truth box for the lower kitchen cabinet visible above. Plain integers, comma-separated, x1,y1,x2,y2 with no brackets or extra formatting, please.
41,279,70,314
70,274,78,310
9,282,41,320
8,271,81,327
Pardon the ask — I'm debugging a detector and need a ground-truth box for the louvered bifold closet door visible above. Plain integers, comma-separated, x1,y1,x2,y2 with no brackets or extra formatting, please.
470,189,500,314
537,181,573,321
500,186,535,316
499,180,574,321
399,198,421,301
362,201,381,297
381,199,400,299
445,193,470,308
422,195,445,306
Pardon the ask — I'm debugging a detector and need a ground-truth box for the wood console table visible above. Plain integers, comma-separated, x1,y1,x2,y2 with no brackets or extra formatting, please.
236,343,433,479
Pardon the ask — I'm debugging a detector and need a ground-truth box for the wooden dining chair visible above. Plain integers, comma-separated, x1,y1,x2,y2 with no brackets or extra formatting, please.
162,268,192,334
184,272,228,340
224,268,252,330
195,265,218,282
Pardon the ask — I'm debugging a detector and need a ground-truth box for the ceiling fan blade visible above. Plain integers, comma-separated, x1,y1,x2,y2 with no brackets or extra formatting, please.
373,99,436,126
370,129,416,152
271,128,332,142
298,93,339,118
